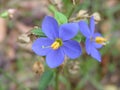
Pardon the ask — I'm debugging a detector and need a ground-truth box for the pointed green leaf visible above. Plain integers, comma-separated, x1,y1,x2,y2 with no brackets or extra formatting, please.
48,5,57,13
48,5,68,25
31,28,45,37
54,11,68,25
39,70,54,90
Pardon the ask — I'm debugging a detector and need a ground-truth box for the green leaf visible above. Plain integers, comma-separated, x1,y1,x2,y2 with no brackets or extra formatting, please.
90,78,103,90
0,11,9,18
31,28,45,37
73,32,82,42
75,75,89,90
59,75,71,90
48,5,68,25
54,11,68,25
48,5,56,13
39,70,54,90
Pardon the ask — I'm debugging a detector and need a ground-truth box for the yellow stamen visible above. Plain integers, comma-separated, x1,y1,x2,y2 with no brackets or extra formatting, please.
95,37,107,45
51,41,60,50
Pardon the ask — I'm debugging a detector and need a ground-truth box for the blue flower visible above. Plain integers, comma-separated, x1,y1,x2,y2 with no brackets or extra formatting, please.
32,16,82,68
78,16,107,62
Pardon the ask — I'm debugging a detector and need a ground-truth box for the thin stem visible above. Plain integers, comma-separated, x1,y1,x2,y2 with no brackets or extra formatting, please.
55,68,59,90
72,0,76,5
67,0,77,20
67,5,75,20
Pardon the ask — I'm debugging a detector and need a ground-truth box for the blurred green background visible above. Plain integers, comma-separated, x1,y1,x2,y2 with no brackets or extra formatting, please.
0,0,120,90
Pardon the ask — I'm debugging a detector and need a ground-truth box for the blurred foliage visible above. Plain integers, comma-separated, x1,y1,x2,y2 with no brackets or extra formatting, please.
0,0,120,90
0,11,9,18
39,70,54,90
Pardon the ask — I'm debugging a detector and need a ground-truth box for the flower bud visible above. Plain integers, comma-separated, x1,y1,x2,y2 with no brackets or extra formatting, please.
18,34,31,44
77,10,89,18
32,61,44,75
8,9,16,18
92,12,101,22
68,61,79,75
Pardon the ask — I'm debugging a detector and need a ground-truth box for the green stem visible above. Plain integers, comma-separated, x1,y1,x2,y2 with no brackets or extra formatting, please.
55,68,59,90
67,5,75,20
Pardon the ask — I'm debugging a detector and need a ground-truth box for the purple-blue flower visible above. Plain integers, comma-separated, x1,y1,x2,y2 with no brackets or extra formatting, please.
78,16,106,62
32,16,82,68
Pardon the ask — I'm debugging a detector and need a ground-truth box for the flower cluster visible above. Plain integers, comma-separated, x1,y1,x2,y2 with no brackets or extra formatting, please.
32,16,81,68
79,17,106,61
32,16,107,68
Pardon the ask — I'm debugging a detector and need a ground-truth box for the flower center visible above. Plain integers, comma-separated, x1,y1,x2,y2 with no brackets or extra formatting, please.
95,37,107,45
51,38,63,50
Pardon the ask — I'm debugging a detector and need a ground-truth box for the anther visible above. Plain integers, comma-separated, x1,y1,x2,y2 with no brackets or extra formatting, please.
51,41,60,50
95,37,107,45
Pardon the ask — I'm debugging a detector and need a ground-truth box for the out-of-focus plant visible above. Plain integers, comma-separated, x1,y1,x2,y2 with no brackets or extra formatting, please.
0,0,114,90
0,9,16,19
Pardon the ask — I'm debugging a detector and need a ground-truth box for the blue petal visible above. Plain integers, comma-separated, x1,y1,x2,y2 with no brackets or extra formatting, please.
62,40,82,59
85,36,102,62
90,47,101,62
78,21,91,38
92,42,103,49
90,16,95,35
46,48,64,68
42,16,59,40
59,23,79,41
93,32,102,38
85,38,92,55
32,38,53,56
